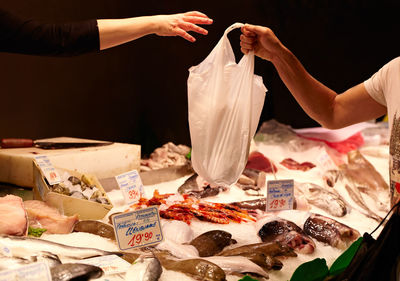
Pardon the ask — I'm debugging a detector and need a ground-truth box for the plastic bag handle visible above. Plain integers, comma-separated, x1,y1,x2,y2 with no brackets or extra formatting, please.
223,22,244,36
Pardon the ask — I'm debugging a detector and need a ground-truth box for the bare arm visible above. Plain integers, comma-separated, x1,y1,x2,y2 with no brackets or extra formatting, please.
97,11,213,50
240,24,387,129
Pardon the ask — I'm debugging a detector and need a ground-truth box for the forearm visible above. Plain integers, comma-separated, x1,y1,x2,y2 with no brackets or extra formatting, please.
271,47,339,128
97,16,157,50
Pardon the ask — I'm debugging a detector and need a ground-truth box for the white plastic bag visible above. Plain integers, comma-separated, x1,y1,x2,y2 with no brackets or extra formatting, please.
187,22,267,187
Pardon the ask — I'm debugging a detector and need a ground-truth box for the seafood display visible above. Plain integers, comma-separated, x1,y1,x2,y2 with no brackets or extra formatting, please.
24,200,79,234
0,120,391,281
0,235,118,260
246,151,278,173
140,142,191,170
51,263,103,281
296,183,347,217
132,190,256,225
340,150,389,212
73,220,115,240
303,213,360,249
189,230,237,257
51,172,111,205
0,195,28,236
280,158,316,171
125,254,163,281
178,174,227,198
156,254,226,281
258,219,316,254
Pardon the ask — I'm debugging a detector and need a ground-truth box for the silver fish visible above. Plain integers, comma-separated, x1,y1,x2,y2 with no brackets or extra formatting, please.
0,235,119,260
297,182,347,217
125,254,162,281
51,263,103,281
0,251,61,271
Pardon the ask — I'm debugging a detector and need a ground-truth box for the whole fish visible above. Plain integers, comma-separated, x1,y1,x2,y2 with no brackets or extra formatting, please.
0,235,120,260
258,219,315,254
51,263,103,281
297,182,347,217
303,213,360,250
203,256,269,278
231,198,266,211
125,254,162,281
156,254,226,281
177,174,226,198
323,169,383,222
218,241,296,258
73,220,115,240
156,238,199,259
190,230,236,257
341,150,389,212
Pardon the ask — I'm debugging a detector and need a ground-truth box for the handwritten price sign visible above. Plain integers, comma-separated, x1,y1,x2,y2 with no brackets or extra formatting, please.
112,206,163,251
115,170,144,205
266,179,294,211
34,155,61,185
128,232,153,247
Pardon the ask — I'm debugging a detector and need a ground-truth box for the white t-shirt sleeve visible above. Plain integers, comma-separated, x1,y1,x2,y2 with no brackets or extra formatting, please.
364,57,400,107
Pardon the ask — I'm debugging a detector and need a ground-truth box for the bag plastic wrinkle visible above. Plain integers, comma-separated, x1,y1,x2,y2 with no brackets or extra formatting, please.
187,23,267,187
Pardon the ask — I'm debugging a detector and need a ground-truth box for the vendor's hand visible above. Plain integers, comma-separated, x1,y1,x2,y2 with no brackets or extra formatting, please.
153,11,213,42
240,24,284,61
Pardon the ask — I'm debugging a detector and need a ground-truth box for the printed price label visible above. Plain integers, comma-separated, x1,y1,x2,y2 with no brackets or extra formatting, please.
0,262,52,281
81,254,132,275
266,179,294,211
115,170,144,205
112,206,163,251
34,155,61,185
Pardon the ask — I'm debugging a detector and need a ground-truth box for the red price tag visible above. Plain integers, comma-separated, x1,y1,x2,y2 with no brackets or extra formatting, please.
128,189,140,200
128,232,153,247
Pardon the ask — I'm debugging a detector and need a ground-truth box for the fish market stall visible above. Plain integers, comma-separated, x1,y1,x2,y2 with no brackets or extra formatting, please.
0,120,391,281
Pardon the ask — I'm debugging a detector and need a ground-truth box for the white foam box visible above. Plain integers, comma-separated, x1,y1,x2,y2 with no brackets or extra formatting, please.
0,137,141,188
32,162,112,220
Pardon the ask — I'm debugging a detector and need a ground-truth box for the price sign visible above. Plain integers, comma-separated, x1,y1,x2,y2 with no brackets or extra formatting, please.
115,170,144,205
0,262,52,281
34,155,61,185
266,179,294,211
112,206,163,251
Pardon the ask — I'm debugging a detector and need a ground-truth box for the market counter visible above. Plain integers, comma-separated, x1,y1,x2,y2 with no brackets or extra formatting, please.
0,137,141,188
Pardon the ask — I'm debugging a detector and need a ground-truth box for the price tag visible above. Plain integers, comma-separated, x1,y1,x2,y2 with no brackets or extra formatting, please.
115,170,144,205
34,155,61,185
0,262,52,281
266,179,294,211
112,206,163,251
81,255,131,275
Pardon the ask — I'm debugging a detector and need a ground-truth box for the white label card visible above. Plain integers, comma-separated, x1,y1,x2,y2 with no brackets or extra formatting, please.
81,255,131,275
0,262,52,281
112,206,163,251
266,179,294,211
115,170,144,205
34,155,62,185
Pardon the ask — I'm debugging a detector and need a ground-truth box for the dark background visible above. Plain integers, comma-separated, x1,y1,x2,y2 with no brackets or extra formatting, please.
1,0,399,156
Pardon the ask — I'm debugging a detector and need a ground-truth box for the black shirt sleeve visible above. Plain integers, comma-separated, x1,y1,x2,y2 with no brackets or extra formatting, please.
0,8,100,56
